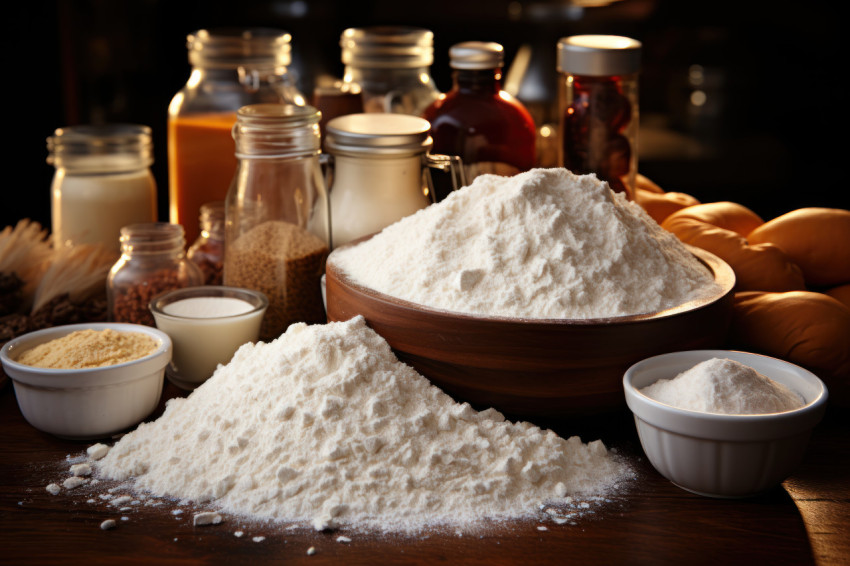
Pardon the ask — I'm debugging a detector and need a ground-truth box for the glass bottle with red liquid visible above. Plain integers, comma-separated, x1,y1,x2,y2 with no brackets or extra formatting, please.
423,41,536,201
557,35,641,198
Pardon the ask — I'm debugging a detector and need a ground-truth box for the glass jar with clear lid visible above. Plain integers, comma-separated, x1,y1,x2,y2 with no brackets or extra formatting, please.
168,28,306,244
107,222,203,326
223,103,330,342
557,35,641,198
339,26,440,116
47,124,157,253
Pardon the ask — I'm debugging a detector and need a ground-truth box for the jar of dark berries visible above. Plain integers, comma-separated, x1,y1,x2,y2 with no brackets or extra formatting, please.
557,35,641,198
187,201,224,285
107,223,203,326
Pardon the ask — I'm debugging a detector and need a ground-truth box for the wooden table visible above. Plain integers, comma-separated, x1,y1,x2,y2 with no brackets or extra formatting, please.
1,378,847,566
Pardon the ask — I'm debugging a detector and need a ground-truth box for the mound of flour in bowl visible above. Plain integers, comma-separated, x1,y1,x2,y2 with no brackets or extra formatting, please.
330,168,720,319
97,316,629,533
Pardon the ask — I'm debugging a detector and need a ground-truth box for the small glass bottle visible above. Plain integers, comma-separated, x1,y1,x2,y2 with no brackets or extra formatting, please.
107,223,203,326
187,201,225,285
168,28,307,244
339,26,440,116
557,35,641,198
422,41,536,200
47,124,157,253
324,113,466,247
223,104,330,342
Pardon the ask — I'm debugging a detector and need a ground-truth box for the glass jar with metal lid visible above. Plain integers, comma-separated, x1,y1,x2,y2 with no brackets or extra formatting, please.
339,26,441,116
168,28,306,244
223,103,330,341
324,113,466,247
557,35,641,198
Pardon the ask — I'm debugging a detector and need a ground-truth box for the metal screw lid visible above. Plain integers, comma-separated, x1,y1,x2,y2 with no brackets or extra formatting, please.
324,113,433,158
449,41,504,70
340,26,434,69
557,35,642,76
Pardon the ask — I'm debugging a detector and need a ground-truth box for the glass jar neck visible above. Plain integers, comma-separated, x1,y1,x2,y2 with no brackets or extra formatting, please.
454,68,502,94
120,223,186,259
233,104,321,158
47,124,153,173
343,65,435,90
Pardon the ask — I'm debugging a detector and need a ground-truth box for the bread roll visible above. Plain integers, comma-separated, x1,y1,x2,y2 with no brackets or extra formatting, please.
747,207,850,287
662,201,764,237
634,188,700,225
661,215,805,292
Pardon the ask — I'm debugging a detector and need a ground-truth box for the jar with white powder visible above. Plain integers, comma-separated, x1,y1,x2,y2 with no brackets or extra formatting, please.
47,124,158,252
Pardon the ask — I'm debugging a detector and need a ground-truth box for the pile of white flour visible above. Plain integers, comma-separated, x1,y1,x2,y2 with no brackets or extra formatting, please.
97,317,629,533
330,168,720,319
640,357,805,414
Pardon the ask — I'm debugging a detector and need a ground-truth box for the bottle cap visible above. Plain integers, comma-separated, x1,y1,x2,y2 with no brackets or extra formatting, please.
324,113,433,158
557,35,641,76
449,41,504,70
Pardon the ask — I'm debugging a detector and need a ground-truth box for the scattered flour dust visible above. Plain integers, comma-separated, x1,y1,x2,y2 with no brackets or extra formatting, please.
330,168,720,319
640,357,806,414
95,316,631,534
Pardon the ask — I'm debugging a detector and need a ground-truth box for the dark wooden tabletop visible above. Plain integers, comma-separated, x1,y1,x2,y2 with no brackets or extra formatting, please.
1,377,847,566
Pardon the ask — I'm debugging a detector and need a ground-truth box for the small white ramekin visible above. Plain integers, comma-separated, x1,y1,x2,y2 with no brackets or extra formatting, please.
1,322,171,439
623,349,828,498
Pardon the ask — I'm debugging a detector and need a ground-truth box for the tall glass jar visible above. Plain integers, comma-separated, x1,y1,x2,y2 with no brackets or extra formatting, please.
168,28,306,244
340,26,440,116
107,223,203,326
187,201,225,285
223,104,330,341
48,124,157,253
557,35,641,198
423,41,536,200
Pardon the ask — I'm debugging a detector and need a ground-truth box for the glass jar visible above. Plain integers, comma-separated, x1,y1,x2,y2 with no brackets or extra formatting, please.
47,124,157,253
168,28,307,244
187,201,225,285
107,223,203,326
423,41,536,200
223,104,330,342
324,113,466,247
557,35,641,198
339,26,440,116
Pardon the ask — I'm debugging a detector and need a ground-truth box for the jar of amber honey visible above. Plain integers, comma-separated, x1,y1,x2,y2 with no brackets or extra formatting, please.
167,28,306,243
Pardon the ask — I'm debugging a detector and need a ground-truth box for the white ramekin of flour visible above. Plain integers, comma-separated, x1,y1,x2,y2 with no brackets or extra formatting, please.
623,349,828,498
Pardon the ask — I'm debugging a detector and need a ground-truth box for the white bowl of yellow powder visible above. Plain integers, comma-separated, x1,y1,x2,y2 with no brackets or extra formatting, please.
0,322,172,439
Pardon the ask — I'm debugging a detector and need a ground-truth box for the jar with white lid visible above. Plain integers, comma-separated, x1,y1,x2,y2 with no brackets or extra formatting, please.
324,113,466,247
47,124,157,253
557,35,641,198
339,26,441,116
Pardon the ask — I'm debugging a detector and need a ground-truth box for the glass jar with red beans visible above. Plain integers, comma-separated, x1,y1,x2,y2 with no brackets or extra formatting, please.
557,35,641,198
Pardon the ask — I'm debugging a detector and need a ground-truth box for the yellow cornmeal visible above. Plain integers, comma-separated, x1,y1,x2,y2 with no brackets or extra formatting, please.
17,329,158,369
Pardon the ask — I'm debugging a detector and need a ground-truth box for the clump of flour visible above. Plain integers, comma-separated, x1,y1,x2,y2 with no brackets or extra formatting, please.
97,316,630,533
330,168,720,319
640,357,805,414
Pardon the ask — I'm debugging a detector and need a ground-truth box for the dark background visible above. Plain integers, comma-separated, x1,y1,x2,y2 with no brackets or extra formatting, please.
5,0,845,233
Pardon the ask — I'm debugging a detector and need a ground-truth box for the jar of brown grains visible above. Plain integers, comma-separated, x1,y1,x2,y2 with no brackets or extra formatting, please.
187,201,225,285
107,223,203,326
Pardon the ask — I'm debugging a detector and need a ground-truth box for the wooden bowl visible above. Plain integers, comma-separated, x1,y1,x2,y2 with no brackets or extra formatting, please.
325,243,735,417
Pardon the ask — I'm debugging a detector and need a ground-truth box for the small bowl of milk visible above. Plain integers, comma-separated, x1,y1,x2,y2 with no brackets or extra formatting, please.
149,286,268,390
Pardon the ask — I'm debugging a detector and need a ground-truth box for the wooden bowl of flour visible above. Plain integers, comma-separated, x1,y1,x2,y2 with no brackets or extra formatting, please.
325,241,735,417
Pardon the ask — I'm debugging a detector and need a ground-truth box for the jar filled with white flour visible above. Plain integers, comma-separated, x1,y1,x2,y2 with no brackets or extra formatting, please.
47,124,158,253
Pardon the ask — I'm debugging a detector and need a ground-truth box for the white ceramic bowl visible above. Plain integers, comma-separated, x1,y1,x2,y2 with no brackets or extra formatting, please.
623,349,828,498
1,322,172,440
